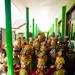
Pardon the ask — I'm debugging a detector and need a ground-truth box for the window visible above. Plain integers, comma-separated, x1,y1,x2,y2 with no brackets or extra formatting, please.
67,4,75,40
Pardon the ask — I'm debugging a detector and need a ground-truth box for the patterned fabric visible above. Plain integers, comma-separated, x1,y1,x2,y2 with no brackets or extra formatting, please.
20,68,28,75
53,69,65,75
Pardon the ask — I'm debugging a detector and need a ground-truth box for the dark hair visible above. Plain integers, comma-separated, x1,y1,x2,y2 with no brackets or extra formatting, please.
23,37,25,39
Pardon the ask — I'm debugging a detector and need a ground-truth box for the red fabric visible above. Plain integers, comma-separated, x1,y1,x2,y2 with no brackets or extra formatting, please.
46,67,56,75
14,65,20,75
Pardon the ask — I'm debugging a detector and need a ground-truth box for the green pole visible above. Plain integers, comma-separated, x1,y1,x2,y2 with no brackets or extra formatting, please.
52,23,54,32
51,27,53,34
62,6,66,42
26,7,29,41
5,0,14,75
36,24,37,35
37,26,38,35
34,21,36,37
38,27,40,34
32,19,34,38
37,27,40,34
55,18,58,35
37,27,38,34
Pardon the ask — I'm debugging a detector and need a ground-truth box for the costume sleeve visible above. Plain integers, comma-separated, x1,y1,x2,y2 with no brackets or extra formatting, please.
46,67,56,75
31,71,38,75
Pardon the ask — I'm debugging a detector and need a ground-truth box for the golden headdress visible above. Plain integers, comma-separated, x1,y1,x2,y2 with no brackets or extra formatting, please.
16,37,21,45
40,45,47,52
24,44,32,51
51,37,56,45
33,41,40,47
37,57,46,66
20,54,28,63
38,32,46,41
55,56,65,65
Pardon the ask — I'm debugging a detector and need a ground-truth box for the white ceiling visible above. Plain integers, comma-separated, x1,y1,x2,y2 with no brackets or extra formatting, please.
11,0,70,32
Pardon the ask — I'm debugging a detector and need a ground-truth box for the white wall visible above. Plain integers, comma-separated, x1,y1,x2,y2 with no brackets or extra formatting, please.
2,28,16,44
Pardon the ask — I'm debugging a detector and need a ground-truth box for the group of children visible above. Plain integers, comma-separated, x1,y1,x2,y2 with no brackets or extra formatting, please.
0,32,75,75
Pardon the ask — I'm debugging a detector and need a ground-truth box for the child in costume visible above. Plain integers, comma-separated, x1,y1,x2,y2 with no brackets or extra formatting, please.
49,49,57,66
29,37,34,46
13,46,20,75
20,54,30,75
39,45,50,69
33,40,40,57
46,56,65,75
24,44,32,71
38,32,45,44
20,44,34,73
66,42,75,75
31,57,46,75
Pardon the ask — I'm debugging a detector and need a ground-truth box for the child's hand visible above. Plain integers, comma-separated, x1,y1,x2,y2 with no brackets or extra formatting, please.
50,65,55,69
36,69,40,74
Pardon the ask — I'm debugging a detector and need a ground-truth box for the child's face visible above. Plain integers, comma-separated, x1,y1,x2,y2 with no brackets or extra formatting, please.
25,50,30,55
37,64,44,71
56,62,63,70
42,51,46,55
51,52,57,58
21,62,26,68
13,51,17,56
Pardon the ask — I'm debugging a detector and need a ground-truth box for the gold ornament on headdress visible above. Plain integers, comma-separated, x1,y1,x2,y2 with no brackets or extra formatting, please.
16,37,21,45
20,55,28,63
21,39,25,45
37,57,46,66
55,56,65,65
51,37,56,45
41,41,47,46
24,44,32,51
38,32,45,40
33,41,40,47
40,45,47,52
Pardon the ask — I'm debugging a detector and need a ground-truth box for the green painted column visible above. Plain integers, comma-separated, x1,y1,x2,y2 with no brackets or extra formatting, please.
32,19,34,38
38,27,40,34
37,27,40,34
36,24,37,35
51,27,53,35
62,6,66,42
52,23,54,32
49,27,51,36
37,27,38,34
55,18,58,35
49,26,52,36
26,7,29,41
5,0,14,75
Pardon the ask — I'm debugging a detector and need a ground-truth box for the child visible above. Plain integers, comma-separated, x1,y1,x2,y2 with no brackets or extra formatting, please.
47,56,65,75
31,57,46,75
20,54,30,75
